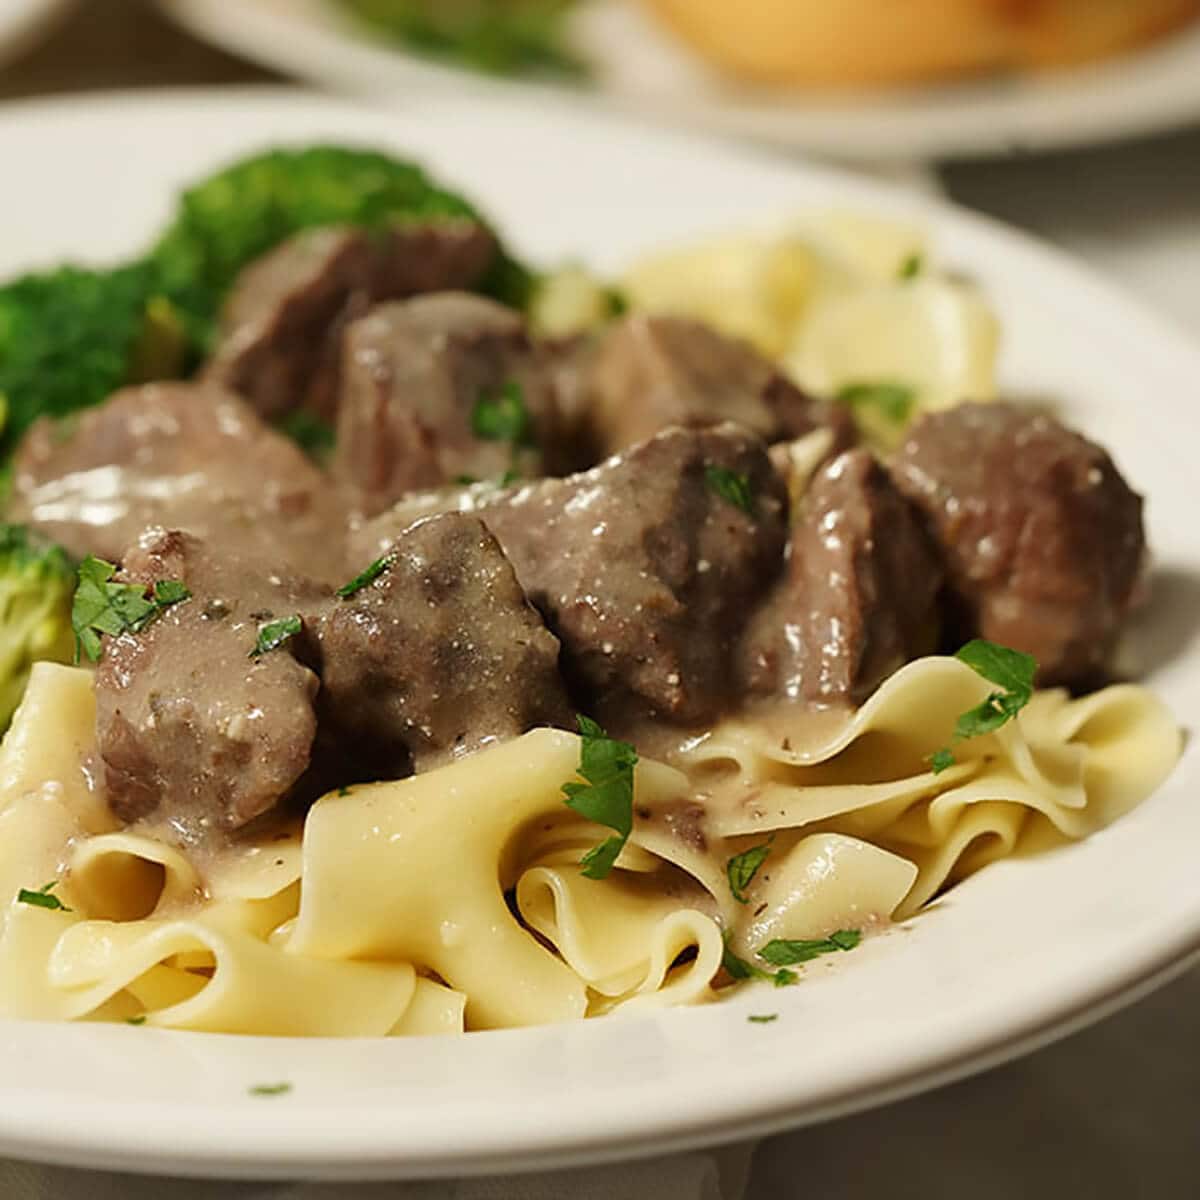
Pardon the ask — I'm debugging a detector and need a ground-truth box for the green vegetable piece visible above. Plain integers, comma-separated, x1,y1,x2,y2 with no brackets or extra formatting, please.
472,380,533,447
748,1014,778,1024
16,881,71,912
251,615,303,659
835,382,916,427
931,639,1038,767
336,555,394,599
71,556,191,664
127,295,190,384
726,840,771,904
705,466,755,515
339,0,588,80
758,929,862,967
898,253,923,280
0,524,75,730
561,715,637,880
721,938,797,988
276,411,336,462
248,1082,292,1097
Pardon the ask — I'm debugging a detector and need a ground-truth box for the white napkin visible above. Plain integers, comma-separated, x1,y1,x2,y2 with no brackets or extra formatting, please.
0,1142,755,1200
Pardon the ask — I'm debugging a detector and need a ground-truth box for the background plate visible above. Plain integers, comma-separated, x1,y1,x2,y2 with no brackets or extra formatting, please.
156,0,1200,161
0,89,1199,1180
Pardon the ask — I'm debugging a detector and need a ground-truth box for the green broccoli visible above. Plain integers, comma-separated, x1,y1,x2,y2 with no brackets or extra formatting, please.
0,264,188,459
149,144,534,354
0,525,75,732
339,0,587,80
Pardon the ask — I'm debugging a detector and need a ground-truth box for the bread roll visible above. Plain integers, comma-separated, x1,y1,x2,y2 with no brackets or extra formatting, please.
638,0,1200,87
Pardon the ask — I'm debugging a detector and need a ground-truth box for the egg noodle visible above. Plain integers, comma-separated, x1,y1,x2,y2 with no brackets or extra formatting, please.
0,659,1177,1035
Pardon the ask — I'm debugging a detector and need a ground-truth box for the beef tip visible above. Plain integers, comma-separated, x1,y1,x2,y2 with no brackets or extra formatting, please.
581,315,853,458
331,292,564,515
316,513,571,776
204,220,497,421
357,424,788,727
8,382,348,580
889,402,1145,685
743,449,942,705
95,529,322,836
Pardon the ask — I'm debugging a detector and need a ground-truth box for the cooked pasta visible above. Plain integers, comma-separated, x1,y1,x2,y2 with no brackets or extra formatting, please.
0,658,1176,1035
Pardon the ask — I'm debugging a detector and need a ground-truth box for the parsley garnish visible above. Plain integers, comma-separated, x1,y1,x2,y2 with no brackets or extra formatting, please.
248,1082,292,1097
727,840,772,904
748,1013,778,1024
126,1015,147,1026
722,937,797,988
561,715,637,880
705,466,755,515
16,881,71,912
835,382,916,427
336,555,394,599
277,411,335,461
898,253,923,280
759,929,861,966
931,640,1037,772
71,556,192,662
250,615,303,659
472,380,533,447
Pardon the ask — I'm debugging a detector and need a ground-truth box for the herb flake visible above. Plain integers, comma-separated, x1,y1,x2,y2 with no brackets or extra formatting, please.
727,840,772,904
126,1015,147,1026
248,1082,292,1097
336,555,394,599
835,382,916,428
71,556,191,662
722,938,797,988
472,380,533,447
898,253,923,280
748,1013,778,1024
561,716,637,880
705,466,755,515
758,929,861,967
931,640,1037,770
16,881,71,912
250,614,303,659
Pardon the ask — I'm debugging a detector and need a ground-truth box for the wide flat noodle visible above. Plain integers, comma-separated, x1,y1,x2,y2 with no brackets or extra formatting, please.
0,657,1179,1035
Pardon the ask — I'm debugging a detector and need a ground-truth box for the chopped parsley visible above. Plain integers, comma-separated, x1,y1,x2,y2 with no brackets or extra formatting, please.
276,410,335,461
248,1082,292,1097
705,466,755,515
336,555,394,599
722,937,797,988
561,715,637,880
835,382,916,428
747,1013,778,1024
931,640,1037,773
71,556,192,662
898,253,923,280
758,929,861,966
472,380,533,448
250,614,303,659
126,1015,147,1026
726,839,772,904
16,881,71,912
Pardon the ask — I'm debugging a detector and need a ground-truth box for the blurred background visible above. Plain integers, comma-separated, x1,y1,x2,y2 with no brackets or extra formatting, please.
2,2,1198,1196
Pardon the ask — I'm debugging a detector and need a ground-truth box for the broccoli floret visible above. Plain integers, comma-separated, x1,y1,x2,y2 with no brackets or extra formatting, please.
0,525,75,731
0,263,189,458
150,144,534,353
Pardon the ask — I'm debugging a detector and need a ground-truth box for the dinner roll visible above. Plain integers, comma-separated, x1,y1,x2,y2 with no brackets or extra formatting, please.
638,0,1200,87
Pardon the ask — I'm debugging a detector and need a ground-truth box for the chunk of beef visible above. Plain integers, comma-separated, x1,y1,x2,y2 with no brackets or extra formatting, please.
332,293,564,515
95,529,322,836
743,449,942,705
581,316,853,458
8,383,348,580
317,513,571,776
889,403,1145,685
355,424,789,727
204,220,497,421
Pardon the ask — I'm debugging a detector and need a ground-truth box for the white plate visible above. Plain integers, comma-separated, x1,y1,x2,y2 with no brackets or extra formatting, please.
0,0,75,68
155,0,1200,162
1,88,1199,1181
